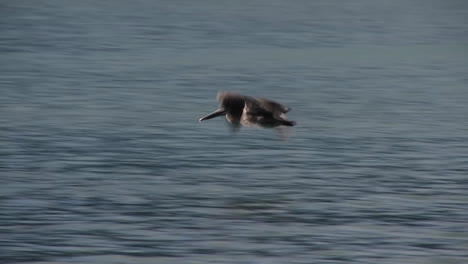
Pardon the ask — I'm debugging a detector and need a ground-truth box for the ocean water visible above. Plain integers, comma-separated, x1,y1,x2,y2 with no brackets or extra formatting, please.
1,0,468,263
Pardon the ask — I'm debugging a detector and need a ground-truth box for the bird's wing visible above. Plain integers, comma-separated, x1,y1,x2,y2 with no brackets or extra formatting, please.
256,98,291,114
244,97,273,117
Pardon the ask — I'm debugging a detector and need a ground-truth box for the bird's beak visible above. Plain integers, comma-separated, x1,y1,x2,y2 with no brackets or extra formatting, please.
199,108,227,122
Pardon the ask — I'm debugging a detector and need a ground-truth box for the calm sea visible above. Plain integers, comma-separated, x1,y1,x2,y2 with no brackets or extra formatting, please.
1,0,468,263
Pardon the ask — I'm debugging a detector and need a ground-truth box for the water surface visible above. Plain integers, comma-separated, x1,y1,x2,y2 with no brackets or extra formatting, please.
1,0,468,263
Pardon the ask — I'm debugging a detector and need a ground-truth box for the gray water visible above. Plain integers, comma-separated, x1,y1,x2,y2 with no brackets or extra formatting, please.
1,0,468,263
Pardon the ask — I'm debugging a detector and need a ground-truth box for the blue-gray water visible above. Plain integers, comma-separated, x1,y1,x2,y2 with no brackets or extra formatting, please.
1,0,468,263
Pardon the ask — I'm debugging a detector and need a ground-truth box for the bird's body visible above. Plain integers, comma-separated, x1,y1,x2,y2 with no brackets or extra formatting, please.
199,92,296,131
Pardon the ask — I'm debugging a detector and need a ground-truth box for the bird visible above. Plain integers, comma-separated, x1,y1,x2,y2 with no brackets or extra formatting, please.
199,92,296,134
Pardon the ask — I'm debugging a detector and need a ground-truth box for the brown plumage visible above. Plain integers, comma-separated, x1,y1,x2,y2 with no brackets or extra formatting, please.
199,92,296,130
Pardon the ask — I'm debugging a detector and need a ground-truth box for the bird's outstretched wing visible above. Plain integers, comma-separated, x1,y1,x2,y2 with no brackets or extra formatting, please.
256,98,291,115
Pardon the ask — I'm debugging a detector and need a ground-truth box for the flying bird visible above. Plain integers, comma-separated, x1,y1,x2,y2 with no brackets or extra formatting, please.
199,92,296,135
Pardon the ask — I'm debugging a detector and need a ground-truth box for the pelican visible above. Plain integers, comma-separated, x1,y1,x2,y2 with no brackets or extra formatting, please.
199,92,296,133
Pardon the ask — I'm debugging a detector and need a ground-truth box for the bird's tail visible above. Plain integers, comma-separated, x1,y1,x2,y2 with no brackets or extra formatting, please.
282,120,296,126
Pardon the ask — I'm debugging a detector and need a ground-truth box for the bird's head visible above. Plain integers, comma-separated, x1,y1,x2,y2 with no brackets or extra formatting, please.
199,91,245,122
